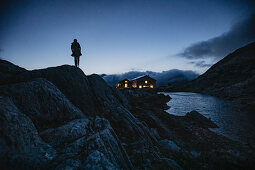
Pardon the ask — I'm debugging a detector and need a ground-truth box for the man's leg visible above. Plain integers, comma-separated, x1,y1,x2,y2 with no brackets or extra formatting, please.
74,57,77,67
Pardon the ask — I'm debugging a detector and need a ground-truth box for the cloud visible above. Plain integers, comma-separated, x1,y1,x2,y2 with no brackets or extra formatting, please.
180,14,255,60
102,69,199,86
188,61,212,68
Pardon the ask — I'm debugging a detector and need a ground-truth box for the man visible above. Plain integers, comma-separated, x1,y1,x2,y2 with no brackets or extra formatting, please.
71,39,82,67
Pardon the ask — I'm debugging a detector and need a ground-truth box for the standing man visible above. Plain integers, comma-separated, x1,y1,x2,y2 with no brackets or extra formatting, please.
71,39,82,67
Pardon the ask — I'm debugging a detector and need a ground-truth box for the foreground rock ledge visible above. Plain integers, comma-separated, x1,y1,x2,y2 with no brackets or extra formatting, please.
0,59,254,169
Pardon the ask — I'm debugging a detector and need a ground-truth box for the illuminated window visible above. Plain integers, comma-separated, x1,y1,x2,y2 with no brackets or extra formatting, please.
125,83,128,88
132,84,137,88
125,80,128,83
145,80,148,84
150,85,154,88
139,85,142,88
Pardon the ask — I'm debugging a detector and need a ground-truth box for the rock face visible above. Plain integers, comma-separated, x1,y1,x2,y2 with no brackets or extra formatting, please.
0,59,255,169
0,96,56,169
185,42,255,111
0,62,99,115
0,78,85,131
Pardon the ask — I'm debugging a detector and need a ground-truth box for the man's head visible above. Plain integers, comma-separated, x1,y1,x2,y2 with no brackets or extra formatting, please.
73,39,77,42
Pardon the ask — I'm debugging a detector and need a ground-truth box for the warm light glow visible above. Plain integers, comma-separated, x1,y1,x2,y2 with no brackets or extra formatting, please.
139,85,142,88
132,84,137,88
125,83,128,88
150,85,154,88
145,81,148,84
116,83,120,88
125,80,128,83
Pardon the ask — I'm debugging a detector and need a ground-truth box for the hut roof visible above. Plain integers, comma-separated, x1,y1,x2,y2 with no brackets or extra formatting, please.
131,75,156,81
118,78,130,83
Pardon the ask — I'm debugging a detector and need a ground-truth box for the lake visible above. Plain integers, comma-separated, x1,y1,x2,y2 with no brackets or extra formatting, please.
162,92,255,145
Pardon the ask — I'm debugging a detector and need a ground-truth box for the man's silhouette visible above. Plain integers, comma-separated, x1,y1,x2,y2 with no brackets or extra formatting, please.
71,39,82,67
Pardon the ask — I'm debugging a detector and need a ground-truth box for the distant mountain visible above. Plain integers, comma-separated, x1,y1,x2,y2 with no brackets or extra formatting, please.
186,42,255,111
101,69,199,87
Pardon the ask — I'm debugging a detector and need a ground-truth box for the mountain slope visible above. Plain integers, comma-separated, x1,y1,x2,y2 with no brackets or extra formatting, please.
186,42,255,110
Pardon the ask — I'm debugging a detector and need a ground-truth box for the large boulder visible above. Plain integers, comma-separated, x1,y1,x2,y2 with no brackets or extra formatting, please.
159,139,181,152
0,78,85,131
0,59,26,84
83,150,118,170
0,96,56,169
40,118,90,146
185,110,218,128
53,117,133,170
0,76,133,169
0,62,99,116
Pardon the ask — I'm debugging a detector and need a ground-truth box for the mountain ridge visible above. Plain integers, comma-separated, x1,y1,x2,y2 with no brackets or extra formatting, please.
185,42,255,111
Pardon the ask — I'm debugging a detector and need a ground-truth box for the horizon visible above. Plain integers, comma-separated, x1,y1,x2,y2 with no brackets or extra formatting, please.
0,0,255,75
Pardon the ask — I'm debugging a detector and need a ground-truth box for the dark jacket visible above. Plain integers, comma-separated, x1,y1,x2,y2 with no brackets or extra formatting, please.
71,42,82,57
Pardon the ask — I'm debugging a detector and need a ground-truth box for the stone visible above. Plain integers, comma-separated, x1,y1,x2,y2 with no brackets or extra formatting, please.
0,78,85,131
0,96,56,169
159,139,181,152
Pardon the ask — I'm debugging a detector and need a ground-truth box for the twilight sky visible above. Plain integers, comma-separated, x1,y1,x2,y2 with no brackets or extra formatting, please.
0,0,254,75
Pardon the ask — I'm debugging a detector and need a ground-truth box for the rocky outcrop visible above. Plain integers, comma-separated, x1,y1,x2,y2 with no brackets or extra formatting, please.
0,96,56,169
0,78,85,131
185,111,218,128
0,59,254,169
122,89,255,169
87,74,159,145
0,62,99,115
185,42,255,112
0,63,133,169
0,60,26,83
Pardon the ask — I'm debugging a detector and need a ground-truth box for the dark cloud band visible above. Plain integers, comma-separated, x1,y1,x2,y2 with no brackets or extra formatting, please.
180,14,255,60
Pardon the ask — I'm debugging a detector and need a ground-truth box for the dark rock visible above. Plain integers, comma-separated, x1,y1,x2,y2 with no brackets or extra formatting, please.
0,78,85,131
122,89,255,169
159,158,183,170
0,77,133,169
159,139,181,152
0,63,99,116
0,96,56,169
0,59,27,85
55,159,81,170
40,118,90,146
83,150,118,170
54,117,133,170
185,111,219,128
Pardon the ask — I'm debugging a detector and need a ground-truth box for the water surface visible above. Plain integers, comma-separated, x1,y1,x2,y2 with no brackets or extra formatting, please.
162,92,255,145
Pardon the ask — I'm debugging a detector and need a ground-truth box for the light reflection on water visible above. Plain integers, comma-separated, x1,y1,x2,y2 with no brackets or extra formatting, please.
162,92,255,145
